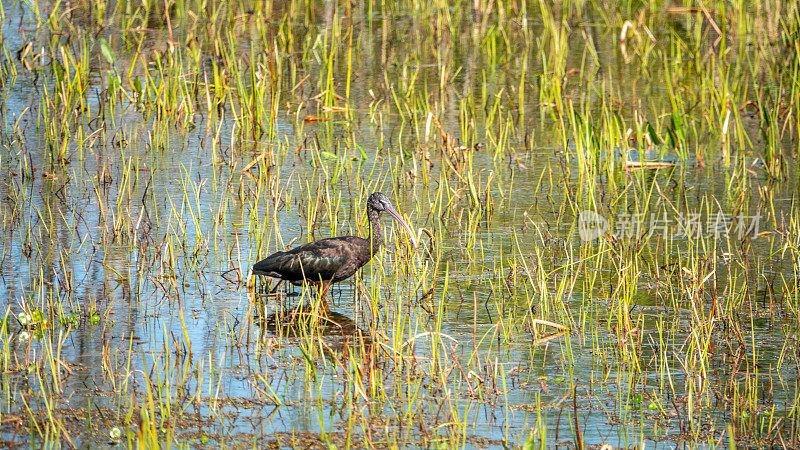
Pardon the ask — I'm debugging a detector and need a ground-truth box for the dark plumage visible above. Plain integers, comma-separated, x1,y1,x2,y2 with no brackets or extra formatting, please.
250,192,415,311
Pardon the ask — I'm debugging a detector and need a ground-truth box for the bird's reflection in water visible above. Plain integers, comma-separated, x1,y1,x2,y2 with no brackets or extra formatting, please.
254,296,371,344
261,308,362,336
249,284,378,360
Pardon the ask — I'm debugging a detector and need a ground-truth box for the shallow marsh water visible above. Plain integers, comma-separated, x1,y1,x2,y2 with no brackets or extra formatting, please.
0,0,799,448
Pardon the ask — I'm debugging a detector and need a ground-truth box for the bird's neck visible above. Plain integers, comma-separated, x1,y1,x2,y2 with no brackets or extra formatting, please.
368,208,383,255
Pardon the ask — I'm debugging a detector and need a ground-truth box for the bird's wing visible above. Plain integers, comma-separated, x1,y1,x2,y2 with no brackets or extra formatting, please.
253,238,353,282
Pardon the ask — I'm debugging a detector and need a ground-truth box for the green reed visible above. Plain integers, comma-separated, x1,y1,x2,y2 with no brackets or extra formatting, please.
1,0,800,447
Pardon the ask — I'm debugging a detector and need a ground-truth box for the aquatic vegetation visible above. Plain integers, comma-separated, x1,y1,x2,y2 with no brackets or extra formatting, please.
0,0,799,447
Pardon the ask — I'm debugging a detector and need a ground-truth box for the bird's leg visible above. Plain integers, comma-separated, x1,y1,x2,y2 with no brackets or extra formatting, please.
317,281,331,313
245,269,255,292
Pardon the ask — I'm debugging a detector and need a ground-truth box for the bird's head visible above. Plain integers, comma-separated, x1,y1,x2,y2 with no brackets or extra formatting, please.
367,192,393,212
366,192,418,247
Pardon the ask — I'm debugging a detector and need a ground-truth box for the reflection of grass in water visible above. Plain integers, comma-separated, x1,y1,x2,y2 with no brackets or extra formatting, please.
1,0,800,447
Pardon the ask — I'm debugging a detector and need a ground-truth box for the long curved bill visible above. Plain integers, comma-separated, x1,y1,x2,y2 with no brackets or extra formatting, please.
385,204,419,249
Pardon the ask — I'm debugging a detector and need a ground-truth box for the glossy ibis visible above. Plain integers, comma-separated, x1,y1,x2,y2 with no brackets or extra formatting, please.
249,192,415,311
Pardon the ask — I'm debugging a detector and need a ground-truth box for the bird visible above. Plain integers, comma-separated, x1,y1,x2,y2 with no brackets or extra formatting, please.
249,192,415,312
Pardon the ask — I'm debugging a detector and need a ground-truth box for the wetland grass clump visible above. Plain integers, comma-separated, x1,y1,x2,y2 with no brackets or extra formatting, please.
0,0,799,448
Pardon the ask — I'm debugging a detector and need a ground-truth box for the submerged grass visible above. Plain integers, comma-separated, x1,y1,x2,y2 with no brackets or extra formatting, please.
0,0,798,448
